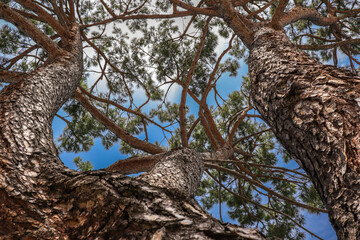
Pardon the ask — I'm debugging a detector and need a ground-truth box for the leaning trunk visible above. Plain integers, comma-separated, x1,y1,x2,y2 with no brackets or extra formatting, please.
248,27,360,239
0,24,83,237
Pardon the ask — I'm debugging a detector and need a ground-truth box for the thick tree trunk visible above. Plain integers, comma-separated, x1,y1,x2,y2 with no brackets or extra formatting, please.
0,25,265,238
1,148,265,239
1,168,266,239
0,24,83,238
249,27,360,239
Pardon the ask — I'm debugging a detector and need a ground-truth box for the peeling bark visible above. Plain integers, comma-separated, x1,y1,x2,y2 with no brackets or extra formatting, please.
249,27,360,239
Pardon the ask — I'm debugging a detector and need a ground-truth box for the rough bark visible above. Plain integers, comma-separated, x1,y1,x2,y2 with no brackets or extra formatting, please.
0,167,266,239
138,148,204,198
106,147,235,176
0,24,82,166
0,23,83,237
248,27,360,239
0,148,265,239
0,23,265,238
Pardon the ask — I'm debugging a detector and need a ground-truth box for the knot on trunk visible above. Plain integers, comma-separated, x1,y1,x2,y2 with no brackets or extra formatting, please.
137,148,204,198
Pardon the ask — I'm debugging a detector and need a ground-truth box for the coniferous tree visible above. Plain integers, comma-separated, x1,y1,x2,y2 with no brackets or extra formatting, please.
0,0,359,239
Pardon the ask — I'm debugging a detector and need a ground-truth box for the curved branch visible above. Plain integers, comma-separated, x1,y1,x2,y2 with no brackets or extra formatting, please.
227,106,253,144
170,0,218,16
83,11,199,28
2,34,60,70
180,17,211,147
187,117,200,140
78,86,171,133
279,6,338,27
216,0,254,47
74,88,164,155
246,0,277,19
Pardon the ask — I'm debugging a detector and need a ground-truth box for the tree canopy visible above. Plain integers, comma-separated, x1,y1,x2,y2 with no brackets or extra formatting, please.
0,0,359,239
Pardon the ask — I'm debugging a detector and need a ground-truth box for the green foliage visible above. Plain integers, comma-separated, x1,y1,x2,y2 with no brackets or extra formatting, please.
194,78,315,239
0,25,20,55
300,184,325,212
73,156,94,171
58,100,103,153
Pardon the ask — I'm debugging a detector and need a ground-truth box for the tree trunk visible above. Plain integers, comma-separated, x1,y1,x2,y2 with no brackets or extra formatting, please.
248,27,360,239
1,148,265,239
1,168,267,239
0,24,265,239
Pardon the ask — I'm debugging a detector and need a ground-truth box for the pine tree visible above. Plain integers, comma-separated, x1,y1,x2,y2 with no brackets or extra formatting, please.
0,0,359,239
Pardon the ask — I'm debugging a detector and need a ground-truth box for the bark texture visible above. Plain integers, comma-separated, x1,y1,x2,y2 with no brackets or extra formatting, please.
249,27,360,239
138,148,204,198
0,29,264,239
0,24,83,238
0,152,265,239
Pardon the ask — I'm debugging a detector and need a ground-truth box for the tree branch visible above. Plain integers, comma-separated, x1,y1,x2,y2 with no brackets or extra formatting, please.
180,17,211,147
187,117,200,140
216,0,254,47
279,6,338,27
205,162,328,213
13,8,44,22
227,106,253,144
68,0,75,22
0,3,63,57
0,70,26,84
170,0,218,16
78,87,170,133
14,0,70,39
298,38,360,50
48,0,69,27
246,0,277,19
73,88,164,155
270,0,289,29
